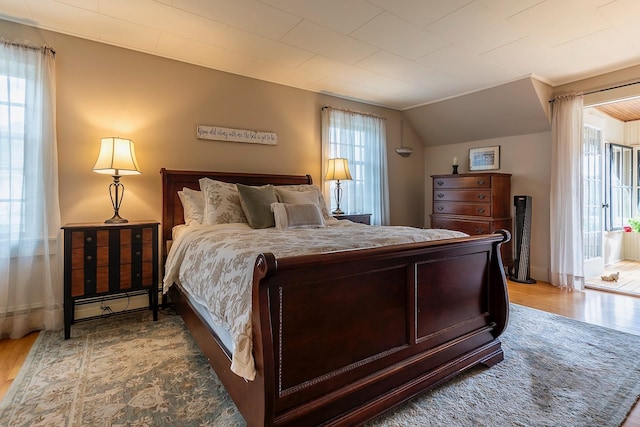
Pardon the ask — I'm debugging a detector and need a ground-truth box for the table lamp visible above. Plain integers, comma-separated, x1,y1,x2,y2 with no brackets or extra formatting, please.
92,137,141,223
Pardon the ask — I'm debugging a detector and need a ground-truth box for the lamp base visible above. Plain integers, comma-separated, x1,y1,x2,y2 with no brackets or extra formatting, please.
332,208,345,215
105,213,128,224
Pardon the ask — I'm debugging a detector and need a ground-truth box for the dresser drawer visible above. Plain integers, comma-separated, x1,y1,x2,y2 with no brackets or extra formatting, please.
433,202,491,217
433,176,492,189
431,217,493,235
433,189,491,202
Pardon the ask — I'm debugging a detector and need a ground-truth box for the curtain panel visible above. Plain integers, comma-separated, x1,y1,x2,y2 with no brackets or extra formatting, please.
550,93,585,290
321,107,390,225
0,42,62,338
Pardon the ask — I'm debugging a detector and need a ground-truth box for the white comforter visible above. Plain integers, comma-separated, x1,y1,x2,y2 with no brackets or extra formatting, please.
163,220,467,380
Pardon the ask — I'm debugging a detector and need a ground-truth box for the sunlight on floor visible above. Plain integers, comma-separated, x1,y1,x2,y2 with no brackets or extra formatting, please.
586,260,640,297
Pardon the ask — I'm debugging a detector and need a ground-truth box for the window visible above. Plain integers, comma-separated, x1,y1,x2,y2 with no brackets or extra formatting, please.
0,43,61,338
605,143,633,230
321,107,389,225
0,75,26,239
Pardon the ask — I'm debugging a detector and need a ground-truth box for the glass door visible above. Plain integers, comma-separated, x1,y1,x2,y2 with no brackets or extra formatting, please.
583,125,604,278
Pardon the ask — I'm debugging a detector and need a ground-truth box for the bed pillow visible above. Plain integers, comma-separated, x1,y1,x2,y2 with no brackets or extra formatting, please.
275,185,331,219
236,184,278,229
177,187,204,225
271,202,326,230
199,177,247,225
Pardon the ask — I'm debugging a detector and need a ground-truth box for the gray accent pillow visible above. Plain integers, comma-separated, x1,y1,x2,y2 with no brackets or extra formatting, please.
237,184,278,228
271,203,326,229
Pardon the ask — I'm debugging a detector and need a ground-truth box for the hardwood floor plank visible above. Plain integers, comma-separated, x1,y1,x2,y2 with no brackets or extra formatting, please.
0,331,38,401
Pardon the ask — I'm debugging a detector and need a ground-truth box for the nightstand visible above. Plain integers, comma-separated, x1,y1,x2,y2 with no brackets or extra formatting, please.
62,221,159,339
332,213,372,225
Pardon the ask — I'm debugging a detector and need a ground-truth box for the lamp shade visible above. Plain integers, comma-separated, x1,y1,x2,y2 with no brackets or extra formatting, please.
325,158,352,181
92,137,141,176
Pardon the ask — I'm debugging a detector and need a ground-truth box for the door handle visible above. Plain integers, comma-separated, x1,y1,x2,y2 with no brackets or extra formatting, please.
602,203,609,208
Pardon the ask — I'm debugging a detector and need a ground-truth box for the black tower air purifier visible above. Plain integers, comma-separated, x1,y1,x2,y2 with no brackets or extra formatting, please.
511,195,536,284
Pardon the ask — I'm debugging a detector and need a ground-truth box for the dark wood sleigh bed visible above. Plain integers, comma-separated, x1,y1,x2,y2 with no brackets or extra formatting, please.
160,168,511,426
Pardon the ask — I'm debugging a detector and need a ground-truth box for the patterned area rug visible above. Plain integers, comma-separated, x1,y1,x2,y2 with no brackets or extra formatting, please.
1,304,639,426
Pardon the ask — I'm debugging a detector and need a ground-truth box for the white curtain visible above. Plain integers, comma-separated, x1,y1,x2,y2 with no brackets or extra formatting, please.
0,43,62,338
321,107,389,225
549,93,584,290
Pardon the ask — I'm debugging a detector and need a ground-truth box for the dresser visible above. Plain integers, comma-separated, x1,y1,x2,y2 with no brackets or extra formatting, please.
62,221,159,339
430,173,512,267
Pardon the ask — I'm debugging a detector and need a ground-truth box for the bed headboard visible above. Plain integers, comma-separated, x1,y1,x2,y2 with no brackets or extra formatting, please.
160,168,313,259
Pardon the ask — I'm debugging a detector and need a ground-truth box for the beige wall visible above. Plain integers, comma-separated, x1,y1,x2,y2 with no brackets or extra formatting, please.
1,19,425,229
425,132,552,281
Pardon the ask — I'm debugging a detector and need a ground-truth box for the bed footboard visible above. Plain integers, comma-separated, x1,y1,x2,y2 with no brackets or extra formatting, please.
246,231,510,426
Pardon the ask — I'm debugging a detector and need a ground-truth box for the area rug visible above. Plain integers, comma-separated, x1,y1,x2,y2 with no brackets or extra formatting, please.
1,304,639,427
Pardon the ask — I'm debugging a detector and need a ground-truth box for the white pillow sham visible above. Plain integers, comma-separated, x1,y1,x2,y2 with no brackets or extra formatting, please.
177,187,205,225
271,202,326,230
199,177,248,225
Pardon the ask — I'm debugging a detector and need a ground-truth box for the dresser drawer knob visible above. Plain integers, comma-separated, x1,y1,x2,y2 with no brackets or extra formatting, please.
436,205,444,211
477,194,486,200
437,193,445,198
135,251,141,256
477,179,485,185
477,207,486,214
85,236,93,243
85,278,93,285
86,255,93,261
436,180,444,186
135,233,142,239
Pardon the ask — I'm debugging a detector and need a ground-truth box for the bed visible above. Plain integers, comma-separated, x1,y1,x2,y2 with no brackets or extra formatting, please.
160,168,511,426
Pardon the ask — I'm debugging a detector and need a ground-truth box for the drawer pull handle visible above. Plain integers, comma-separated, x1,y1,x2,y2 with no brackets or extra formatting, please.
437,193,445,198
477,194,486,200
436,180,444,186
135,233,142,239
477,207,485,214
85,236,93,243
477,179,485,185
86,255,93,261
436,205,444,211
85,278,93,285
136,251,141,256
475,228,485,234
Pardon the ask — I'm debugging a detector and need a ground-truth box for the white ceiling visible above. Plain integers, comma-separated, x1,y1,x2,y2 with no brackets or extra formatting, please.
2,0,640,110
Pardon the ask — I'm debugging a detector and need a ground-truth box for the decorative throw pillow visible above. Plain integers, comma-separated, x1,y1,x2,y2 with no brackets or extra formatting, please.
177,187,204,225
237,184,278,229
271,203,326,230
199,178,247,225
275,185,330,219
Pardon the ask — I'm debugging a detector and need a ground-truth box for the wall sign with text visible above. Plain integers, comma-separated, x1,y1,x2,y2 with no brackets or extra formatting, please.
197,125,278,145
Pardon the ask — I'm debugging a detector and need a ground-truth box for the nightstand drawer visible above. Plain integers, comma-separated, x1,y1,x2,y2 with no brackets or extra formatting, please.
333,213,371,225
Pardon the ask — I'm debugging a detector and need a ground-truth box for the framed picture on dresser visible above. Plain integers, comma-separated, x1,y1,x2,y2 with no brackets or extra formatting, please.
469,145,500,171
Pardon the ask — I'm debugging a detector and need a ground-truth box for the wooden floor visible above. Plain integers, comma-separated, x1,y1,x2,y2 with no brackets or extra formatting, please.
586,259,640,297
0,280,639,425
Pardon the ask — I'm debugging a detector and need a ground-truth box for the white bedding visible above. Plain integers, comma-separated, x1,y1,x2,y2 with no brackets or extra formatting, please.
163,220,467,380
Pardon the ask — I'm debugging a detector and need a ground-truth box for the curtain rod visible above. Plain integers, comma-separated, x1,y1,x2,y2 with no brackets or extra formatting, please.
550,80,640,103
1,40,56,57
322,105,386,120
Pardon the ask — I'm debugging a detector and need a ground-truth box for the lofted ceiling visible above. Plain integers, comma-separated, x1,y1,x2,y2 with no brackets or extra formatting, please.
2,0,640,113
